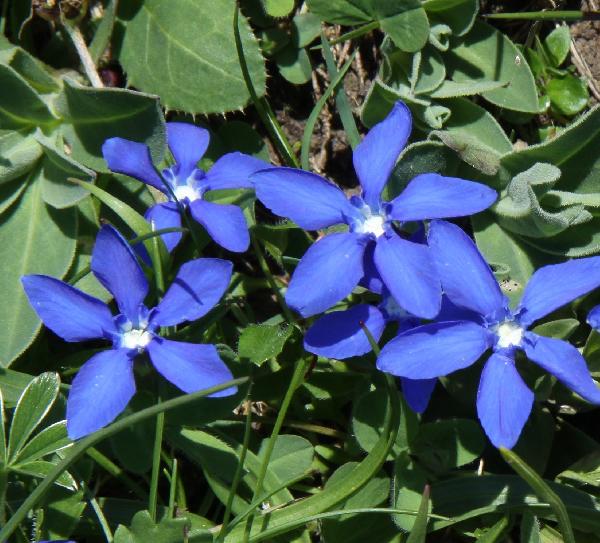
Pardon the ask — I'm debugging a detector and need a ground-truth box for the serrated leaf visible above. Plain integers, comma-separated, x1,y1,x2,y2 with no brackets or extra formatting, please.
117,0,266,114
13,459,77,490
13,421,71,465
54,78,166,172
444,20,539,113
0,176,77,367
7,372,60,462
521,513,542,543
238,323,294,366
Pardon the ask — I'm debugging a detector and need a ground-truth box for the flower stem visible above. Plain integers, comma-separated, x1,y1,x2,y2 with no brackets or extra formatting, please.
148,408,165,521
241,358,310,543
63,23,104,88
0,469,7,527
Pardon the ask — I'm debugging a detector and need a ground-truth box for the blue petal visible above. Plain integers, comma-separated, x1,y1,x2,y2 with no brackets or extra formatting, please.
205,152,270,190
353,101,411,209
189,199,249,252
102,138,163,191
145,202,182,253
91,225,148,324
304,304,386,359
374,234,441,319
517,256,600,327
523,332,600,403
428,220,507,320
153,258,232,327
389,174,497,221
147,339,236,396
476,351,533,449
286,232,367,317
358,242,384,294
66,349,135,439
377,321,491,379
588,305,600,329
253,167,359,230
167,122,209,179
401,378,436,413
21,275,115,342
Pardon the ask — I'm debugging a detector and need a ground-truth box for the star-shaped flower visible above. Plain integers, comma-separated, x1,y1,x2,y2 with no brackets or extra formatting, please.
102,123,268,253
252,101,497,319
22,225,236,439
377,220,600,449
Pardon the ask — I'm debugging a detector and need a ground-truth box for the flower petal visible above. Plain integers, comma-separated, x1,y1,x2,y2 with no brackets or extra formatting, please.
286,232,367,317
358,242,384,294
517,256,600,327
304,304,386,359
253,167,358,230
21,275,115,342
374,234,441,319
66,349,135,439
377,321,491,379
189,199,249,252
167,122,209,179
147,339,236,397
588,305,600,329
102,138,163,191
145,202,183,253
523,332,600,403
428,220,507,320
401,378,436,413
91,225,149,323
353,101,411,208
389,173,497,221
476,351,533,449
153,258,232,327
205,152,270,190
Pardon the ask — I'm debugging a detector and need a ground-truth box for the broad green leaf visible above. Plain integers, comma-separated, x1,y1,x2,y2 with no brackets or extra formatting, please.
36,136,95,208
117,0,267,114
429,79,507,99
7,372,60,462
533,319,579,341
39,487,86,542
113,510,193,543
54,78,166,172
238,323,294,366
422,0,478,36
293,13,322,48
0,176,77,366
406,484,430,543
444,21,539,113
0,64,57,129
261,0,295,17
13,421,71,466
0,368,35,407
547,74,589,116
13,460,77,490
0,129,42,184
544,25,571,67
258,435,314,482
275,45,312,84
392,451,429,532
0,175,29,216
0,389,5,465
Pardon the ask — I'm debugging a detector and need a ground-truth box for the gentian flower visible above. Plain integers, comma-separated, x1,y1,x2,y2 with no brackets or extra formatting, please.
588,305,600,329
102,123,268,252
377,220,600,449
252,101,497,318
22,225,236,439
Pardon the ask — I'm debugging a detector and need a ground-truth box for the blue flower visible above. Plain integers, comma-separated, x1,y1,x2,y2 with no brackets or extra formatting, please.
102,123,269,253
588,305,600,329
377,220,600,449
252,101,497,318
22,225,236,439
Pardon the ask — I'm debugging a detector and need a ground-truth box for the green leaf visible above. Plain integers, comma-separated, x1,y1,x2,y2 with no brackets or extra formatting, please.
89,0,118,63
113,510,193,543
392,451,429,532
238,323,294,366
258,435,314,482
521,513,542,543
0,64,57,129
13,460,77,490
422,0,479,36
54,78,166,172
475,516,510,542
547,74,589,116
406,484,430,543
293,13,322,48
7,372,60,463
444,20,539,113
0,178,77,367
39,487,86,542
13,421,71,466
261,0,295,18
275,44,312,84
117,0,266,114
0,129,43,183
0,368,35,407
545,25,571,67
0,389,6,466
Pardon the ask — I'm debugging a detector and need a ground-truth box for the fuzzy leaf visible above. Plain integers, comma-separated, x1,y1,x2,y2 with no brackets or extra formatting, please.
238,323,294,366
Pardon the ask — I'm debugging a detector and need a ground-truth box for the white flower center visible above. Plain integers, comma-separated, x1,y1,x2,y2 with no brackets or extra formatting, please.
121,328,153,351
174,184,199,202
355,214,386,237
495,321,524,349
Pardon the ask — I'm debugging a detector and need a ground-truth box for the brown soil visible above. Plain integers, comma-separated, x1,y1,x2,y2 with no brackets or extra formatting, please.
571,0,600,102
